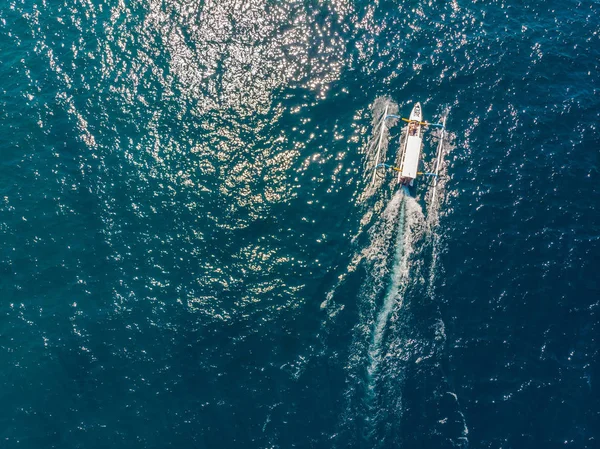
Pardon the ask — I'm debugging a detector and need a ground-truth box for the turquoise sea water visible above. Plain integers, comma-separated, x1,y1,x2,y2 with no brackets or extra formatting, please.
1,0,598,448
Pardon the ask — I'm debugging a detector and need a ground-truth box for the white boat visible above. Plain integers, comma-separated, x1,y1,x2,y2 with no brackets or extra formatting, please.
370,101,447,202
397,103,423,186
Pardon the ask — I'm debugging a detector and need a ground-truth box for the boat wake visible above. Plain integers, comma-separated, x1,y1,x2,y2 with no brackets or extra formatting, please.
366,189,424,381
326,188,426,447
423,130,470,447
323,106,469,447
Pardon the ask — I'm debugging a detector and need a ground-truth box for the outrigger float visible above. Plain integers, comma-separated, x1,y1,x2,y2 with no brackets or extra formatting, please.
371,102,447,202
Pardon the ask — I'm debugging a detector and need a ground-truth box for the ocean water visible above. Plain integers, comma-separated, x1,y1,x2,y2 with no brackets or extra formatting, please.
0,0,598,448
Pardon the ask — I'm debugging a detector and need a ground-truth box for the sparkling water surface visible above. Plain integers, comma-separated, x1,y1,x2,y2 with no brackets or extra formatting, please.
0,0,598,448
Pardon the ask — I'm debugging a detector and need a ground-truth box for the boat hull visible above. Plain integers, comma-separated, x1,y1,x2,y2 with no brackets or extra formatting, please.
398,103,423,185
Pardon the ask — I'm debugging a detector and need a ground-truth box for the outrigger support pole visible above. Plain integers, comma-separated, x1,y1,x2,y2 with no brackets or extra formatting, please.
371,104,390,186
431,114,448,209
375,163,401,172
400,117,444,128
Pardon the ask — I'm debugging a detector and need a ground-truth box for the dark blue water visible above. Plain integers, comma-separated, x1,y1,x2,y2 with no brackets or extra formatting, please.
1,0,598,448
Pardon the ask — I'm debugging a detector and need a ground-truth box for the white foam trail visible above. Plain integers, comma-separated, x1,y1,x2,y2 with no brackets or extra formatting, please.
367,199,406,378
332,189,408,444
362,192,404,286
323,186,404,311
320,196,391,313
367,189,424,379
332,191,404,352
426,127,456,297
430,114,447,214
426,117,454,230
371,103,389,186
422,126,469,447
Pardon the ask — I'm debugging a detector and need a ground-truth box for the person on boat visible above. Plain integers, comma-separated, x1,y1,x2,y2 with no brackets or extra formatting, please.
409,121,418,136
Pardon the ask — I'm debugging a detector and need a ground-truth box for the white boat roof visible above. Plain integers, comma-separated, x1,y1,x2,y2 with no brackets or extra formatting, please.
401,136,421,179
400,103,423,180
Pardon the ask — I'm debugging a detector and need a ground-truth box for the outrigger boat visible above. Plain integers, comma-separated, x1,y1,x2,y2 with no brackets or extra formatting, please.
371,102,447,199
